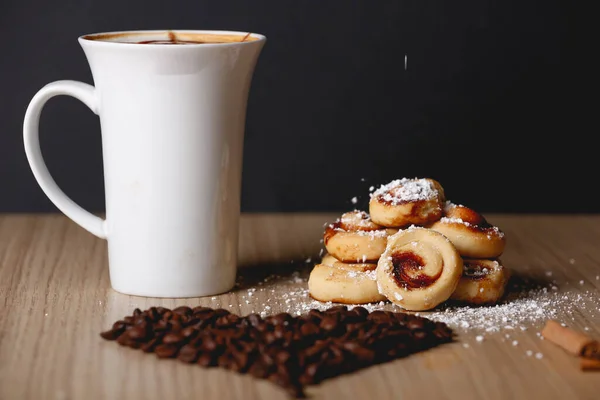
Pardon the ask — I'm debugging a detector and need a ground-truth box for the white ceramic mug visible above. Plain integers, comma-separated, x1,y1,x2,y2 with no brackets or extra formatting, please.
23,30,266,297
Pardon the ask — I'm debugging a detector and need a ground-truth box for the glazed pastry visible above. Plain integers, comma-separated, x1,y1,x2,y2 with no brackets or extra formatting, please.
451,259,510,305
324,210,397,263
369,178,445,227
308,259,386,304
427,202,506,258
376,226,462,311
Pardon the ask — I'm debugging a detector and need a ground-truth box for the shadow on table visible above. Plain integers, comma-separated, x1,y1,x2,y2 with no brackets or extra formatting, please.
233,261,314,292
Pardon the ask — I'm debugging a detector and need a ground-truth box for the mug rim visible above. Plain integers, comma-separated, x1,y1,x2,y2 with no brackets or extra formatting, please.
78,29,266,47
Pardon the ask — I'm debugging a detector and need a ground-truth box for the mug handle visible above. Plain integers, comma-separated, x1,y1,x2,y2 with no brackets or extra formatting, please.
23,80,107,239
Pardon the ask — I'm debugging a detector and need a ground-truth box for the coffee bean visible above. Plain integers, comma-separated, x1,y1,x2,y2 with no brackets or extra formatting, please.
152,319,169,332
268,371,290,387
261,352,276,366
329,343,343,359
245,313,262,327
216,315,238,327
345,323,363,333
271,312,292,326
112,321,127,330
181,326,198,339
100,328,123,340
275,350,291,365
127,324,149,341
217,354,233,368
263,331,277,344
202,337,217,352
168,320,183,331
343,342,375,363
197,353,215,367
299,363,318,384
116,332,132,346
319,316,338,332
407,318,425,330
155,344,178,358
141,337,160,353
170,313,183,323
178,344,200,363
231,350,250,371
248,361,269,378
156,306,168,315
273,325,287,340
304,341,328,360
300,322,319,336
172,306,192,316
213,309,230,318
162,332,184,345
349,306,369,319
433,323,453,339
192,306,211,314
147,307,160,321
368,310,392,323
325,305,347,314
412,330,427,340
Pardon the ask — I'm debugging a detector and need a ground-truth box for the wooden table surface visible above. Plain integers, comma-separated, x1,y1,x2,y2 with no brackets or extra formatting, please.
1,213,599,400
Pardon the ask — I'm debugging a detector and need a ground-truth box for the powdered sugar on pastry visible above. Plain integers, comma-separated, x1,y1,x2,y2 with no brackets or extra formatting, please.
371,178,441,205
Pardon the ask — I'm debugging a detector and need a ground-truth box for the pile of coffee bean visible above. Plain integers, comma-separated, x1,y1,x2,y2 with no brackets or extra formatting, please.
100,305,453,397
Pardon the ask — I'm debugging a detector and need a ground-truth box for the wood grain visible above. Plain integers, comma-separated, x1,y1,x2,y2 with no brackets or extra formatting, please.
1,213,599,399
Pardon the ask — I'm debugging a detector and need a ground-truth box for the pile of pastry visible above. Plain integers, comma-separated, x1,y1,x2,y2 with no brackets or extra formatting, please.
308,178,510,311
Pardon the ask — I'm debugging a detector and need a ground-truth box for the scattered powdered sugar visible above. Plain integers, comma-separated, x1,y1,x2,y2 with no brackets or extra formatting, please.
350,197,358,204
332,224,389,238
355,230,389,238
371,178,439,205
346,269,376,281
464,263,496,277
236,267,599,353
441,217,471,226
365,270,377,280
491,226,505,238
423,288,600,335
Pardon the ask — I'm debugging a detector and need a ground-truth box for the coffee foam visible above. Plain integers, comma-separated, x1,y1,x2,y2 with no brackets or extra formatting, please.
82,30,260,44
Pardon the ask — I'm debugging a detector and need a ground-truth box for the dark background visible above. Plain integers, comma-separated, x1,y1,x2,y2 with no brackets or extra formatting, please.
0,1,591,213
